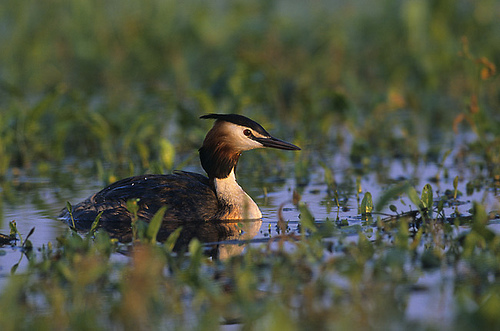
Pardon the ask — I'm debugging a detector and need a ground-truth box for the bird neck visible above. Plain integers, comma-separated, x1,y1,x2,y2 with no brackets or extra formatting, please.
198,129,262,219
212,169,262,220
199,144,240,179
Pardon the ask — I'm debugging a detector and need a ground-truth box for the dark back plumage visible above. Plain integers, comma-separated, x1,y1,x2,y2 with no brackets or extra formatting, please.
62,171,222,224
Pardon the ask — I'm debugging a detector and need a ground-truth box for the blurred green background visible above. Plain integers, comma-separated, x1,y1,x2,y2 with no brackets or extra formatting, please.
1,2,500,329
0,0,498,178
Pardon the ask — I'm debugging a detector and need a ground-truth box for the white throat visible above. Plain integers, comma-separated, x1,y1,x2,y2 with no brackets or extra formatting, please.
213,169,262,219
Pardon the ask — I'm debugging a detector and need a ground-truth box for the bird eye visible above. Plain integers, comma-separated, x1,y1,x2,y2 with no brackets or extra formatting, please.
243,129,252,137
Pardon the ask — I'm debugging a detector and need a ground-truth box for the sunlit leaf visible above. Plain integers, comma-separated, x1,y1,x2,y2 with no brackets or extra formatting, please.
146,206,167,244
9,221,18,237
421,184,433,208
421,184,433,220
361,192,373,215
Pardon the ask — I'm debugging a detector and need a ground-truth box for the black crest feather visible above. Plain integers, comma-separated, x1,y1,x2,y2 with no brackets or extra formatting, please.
200,114,270,137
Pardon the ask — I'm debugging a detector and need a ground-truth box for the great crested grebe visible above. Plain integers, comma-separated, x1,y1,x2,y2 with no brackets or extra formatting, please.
60,114,300,225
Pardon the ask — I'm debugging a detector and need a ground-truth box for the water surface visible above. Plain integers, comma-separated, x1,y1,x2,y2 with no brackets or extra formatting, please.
2,151,498,284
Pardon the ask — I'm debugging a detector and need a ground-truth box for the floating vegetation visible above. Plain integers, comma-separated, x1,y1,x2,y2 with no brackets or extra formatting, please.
1,0,500,329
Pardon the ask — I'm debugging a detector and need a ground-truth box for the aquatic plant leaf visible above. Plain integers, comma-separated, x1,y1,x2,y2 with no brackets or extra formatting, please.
164,226,183,253
421,184,433,209
9,221,18,238
420,184,434,219
375,182,411,211
89,211,103,236
188,238,203,270
10,263,19,275
25,227,35,241
66,201,76,228
453,176,459,200
126,199,140,217
127,199,141,240
334,190,340,208
66,201,72,213
23,240,33,250
470,202,495,245
22,227,35,250
361,192,373,215
406,186,422,210
146,206,167,244
437,199,445,215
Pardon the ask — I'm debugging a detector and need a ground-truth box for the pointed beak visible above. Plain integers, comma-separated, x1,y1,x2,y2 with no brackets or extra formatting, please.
254,136,301,151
